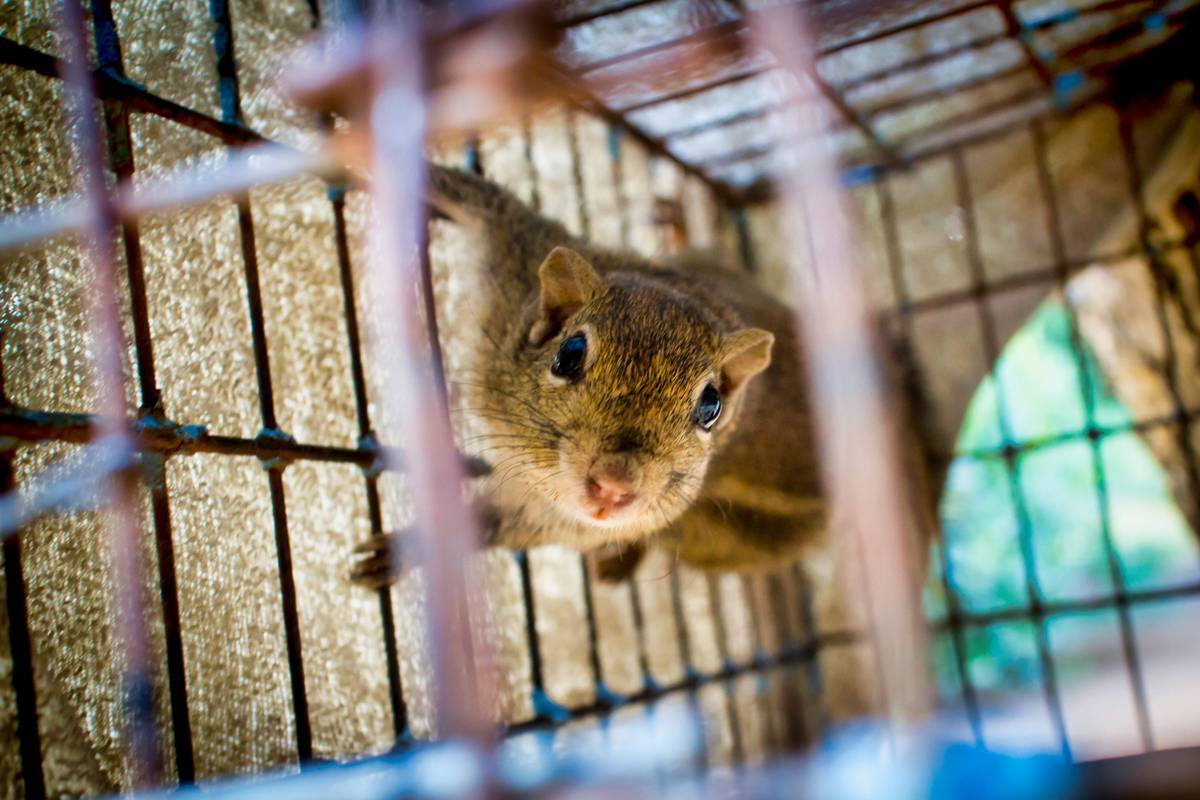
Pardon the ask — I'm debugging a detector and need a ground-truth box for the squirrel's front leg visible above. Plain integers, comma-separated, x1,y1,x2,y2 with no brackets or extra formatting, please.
348,499,502,588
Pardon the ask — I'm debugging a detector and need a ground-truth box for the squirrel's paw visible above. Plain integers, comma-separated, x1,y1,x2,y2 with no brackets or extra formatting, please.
592,542,647,584
348,502,501,589
349,531,409,589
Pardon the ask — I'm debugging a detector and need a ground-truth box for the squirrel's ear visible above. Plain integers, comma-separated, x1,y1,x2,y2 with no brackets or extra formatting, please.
529,247,604,345
720,328,774,394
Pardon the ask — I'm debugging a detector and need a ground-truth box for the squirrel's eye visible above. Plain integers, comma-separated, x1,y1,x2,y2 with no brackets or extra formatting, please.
551,333,587,381
694,383,722,430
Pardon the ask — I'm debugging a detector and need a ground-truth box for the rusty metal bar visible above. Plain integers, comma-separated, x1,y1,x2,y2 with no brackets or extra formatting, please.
208,0,311,762
861,62,1032,119
615,68,764,114
87,0,195,778
810,69,904,165
502,626,861,737
999,0,1054,88
327,185,407,737
646,0,1146,146
748,3,932,730
546,64,741,206
663,103,777,144
894,84,1051,153
0,442,46,799
574,19,743,74
0,143,330,254
0,34,262,144
699,142,776,171
0,406,423,466
820,1,997,56
892,238,1190,317
56,0,163,784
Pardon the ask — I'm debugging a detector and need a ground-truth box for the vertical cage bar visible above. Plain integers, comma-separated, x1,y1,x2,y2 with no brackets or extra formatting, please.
668,569,708,770
327,186,407,738
726,204,824,745
208,0,311,761
264,467,312,759
733,207,756,275
144,463,193,780
87,0,195,779
516,551,567,722
874,177,984,746
793,562,829,742
1032,118,1155,751
0,445,45,800
950,147,1072,760
707,574,746,766
309,0,407,737
363,12,493,741
416,206,484,699
608,125,632,256
56,0,163,783
747,4,932,732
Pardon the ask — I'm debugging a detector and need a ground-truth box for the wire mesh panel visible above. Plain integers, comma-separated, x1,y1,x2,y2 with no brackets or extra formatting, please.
740,78,1200,762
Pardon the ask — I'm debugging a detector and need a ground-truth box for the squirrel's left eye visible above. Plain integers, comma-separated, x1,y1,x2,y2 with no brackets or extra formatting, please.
551,333,587,381
694,383,722,430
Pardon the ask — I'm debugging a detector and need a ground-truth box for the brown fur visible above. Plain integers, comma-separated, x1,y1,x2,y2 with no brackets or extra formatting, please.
413,164,830,576
350,164,835,587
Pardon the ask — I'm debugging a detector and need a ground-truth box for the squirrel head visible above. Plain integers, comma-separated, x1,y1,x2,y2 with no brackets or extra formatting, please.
486,246,774,537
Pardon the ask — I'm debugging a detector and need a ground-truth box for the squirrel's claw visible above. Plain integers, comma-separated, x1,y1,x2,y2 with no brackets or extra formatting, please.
349,530,408,588
347,501,502,589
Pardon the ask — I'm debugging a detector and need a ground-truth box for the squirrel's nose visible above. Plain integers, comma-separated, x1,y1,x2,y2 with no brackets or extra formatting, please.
586,473,637,509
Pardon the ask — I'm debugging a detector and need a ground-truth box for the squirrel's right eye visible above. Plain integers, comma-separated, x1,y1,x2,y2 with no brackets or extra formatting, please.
551,333,587,381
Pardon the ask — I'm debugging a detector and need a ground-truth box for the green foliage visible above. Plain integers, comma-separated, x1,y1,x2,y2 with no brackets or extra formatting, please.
931,299,1200,697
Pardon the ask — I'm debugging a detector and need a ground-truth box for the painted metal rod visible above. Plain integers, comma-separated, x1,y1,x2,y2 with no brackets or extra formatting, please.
362,12,494,743
747,5,932,730
56,0,163,785
0,143,332,254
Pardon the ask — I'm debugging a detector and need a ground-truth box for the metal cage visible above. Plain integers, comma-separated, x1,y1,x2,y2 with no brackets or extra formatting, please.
0,0,1198,797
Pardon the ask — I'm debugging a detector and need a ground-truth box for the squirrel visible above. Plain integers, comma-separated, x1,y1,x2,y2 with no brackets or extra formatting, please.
351,164,841,586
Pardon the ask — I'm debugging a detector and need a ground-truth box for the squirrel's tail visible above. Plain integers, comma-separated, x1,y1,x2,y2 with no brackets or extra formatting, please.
426,163,577,284
427,163,565,238
427,163,514,229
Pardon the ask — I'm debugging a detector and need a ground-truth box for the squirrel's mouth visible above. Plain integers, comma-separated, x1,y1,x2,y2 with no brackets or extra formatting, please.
578,473,639,524
578,496,638,525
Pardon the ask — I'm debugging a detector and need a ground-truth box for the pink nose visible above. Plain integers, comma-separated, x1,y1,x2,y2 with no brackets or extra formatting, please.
586,474,637,510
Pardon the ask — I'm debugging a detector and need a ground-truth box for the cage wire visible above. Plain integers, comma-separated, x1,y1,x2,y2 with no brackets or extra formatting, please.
0,0,1199,797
